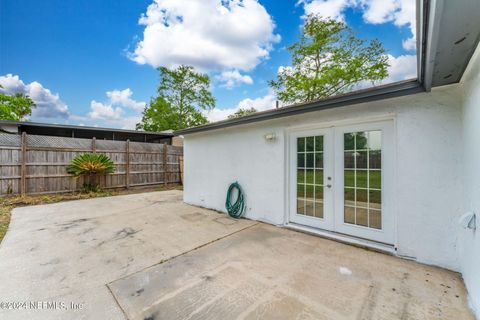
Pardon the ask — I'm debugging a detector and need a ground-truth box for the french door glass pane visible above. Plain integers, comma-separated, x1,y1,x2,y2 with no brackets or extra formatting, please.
306,153,314,168
343,131,382,229
297,135,324,219
305,169,314,184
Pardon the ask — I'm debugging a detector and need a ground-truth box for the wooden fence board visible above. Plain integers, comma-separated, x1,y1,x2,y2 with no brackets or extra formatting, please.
0,132,182,196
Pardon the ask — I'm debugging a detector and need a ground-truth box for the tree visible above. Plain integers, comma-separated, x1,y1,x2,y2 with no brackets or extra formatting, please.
137,65,215,131
227,107,257,119
0,86,36,120
136,97,180,132
269,15,389,104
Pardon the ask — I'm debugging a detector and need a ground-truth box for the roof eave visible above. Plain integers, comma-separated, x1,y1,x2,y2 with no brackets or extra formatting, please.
0,120,174,137
175,79,424,135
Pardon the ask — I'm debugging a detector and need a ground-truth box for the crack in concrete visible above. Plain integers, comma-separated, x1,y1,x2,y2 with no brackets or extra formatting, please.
107,221,259,286
104,221,261,318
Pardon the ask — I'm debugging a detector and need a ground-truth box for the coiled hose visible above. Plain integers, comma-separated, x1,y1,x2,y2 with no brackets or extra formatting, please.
225,181,245,218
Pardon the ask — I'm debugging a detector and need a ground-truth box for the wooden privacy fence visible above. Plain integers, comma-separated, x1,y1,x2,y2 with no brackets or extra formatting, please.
0,132,183,196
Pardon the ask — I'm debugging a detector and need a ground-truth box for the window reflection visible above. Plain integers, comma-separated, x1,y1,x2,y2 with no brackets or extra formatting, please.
343,131,382,229
297,135,324,219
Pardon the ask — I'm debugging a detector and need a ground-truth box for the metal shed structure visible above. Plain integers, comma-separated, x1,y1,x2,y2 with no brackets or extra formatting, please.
0,120,174,144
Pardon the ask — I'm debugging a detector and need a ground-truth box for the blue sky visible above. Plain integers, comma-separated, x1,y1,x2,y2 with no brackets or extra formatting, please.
0,0,417,129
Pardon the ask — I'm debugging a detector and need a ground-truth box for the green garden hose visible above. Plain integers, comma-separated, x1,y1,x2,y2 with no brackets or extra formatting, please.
225,181,245,218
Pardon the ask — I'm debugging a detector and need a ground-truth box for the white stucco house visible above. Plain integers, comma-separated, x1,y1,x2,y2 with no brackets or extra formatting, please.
177,0,480,316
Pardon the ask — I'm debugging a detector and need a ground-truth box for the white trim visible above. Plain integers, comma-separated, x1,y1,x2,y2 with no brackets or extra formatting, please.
288,128,334,230
282,128,289,229
285,116,397,246
285,113,396,133
423,0,443,91
285,223,396,254
392,117,399,249
333,120,395,244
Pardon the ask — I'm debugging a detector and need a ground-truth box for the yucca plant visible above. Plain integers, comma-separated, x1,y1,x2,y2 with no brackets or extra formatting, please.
66,153,115,192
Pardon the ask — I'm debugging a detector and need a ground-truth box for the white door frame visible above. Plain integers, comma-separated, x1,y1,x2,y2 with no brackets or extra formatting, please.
288,128,334,230
333,120,395,244
286,116,396,245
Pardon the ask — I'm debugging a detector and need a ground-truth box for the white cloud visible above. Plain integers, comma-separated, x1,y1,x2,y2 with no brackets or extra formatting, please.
382,54,417,83
361,0,416,51
86,89,146,129
130,0,280,73
113,116,143,130
71,113,141,130
0,75,145,130
300,0,356,22
205,91,276,122
216,70,254,89
88,100,124,120
106,88,146,112
299,0,416,51
360,0,400,24
0,74,69,119
402,37,416,51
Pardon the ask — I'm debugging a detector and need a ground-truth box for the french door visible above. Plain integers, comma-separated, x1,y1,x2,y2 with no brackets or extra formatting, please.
289,121,394,244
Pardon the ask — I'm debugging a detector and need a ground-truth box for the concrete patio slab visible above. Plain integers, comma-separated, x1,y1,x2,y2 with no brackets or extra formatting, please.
0,190,474,319
0,190,256,320
109,223,474,320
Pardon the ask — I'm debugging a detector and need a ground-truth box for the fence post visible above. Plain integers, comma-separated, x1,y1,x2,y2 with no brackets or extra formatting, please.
125,140,130,189
163,144,168,186
179,155,184,185
92,137,96,153
20,132,27,196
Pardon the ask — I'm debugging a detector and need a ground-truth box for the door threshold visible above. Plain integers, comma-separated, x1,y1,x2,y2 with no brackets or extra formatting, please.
285,223,396,255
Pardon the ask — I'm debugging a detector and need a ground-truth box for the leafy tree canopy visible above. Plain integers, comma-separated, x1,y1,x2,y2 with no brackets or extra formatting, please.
137,65,215,131
227,107,257,119
269,15,389,104
0,85,36,121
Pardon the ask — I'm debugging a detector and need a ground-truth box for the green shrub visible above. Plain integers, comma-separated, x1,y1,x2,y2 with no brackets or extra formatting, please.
66,153,115,192
81,182,103,193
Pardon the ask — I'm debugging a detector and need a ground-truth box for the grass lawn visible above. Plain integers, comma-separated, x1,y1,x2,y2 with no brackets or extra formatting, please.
0,184,183,244
297,170,381,203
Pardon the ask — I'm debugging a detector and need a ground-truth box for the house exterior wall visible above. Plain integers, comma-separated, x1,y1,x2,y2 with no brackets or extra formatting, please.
458,42,480,317
184,85,464,271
